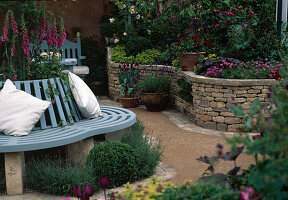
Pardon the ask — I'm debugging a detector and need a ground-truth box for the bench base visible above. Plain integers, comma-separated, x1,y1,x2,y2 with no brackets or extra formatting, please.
3,127,131,195
4,152,25,195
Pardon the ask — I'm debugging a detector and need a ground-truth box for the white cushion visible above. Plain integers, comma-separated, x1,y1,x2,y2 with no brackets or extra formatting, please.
0,80,51,136
68,72,101,118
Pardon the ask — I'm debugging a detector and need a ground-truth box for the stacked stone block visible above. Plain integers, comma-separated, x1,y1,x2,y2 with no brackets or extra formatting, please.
107,48,274,132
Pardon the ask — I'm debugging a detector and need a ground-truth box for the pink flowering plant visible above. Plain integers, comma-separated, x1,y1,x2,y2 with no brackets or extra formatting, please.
0,2,66,81
205,59,288,79
165,36,213,61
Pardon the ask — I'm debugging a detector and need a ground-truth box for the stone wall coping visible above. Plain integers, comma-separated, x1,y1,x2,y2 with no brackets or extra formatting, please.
181,71,275,86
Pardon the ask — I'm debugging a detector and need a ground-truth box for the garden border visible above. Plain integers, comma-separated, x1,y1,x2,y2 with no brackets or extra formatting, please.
107,47,274,132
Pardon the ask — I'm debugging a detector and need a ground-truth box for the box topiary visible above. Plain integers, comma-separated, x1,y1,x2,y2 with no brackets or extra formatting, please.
126,36,153,56
86,141,138,188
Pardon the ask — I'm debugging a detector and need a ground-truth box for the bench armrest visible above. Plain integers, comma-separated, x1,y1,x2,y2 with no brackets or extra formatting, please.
79,56,86,60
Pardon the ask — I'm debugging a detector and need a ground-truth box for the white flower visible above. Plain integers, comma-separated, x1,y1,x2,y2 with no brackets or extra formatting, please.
136,14,141,19
123,32,127,36
40,52,48,58
114,38,119,43
109,18,115,23
147,30,151,35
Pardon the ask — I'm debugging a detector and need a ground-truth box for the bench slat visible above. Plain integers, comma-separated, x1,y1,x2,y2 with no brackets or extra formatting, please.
24,81,31,94
33,80,48,129
49,78,67,126
60,79,81,122
55,78,74,124
15,82,21,89
42,79,58,128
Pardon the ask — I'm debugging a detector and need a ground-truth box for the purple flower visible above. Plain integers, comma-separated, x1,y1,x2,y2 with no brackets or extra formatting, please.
84,185,94,196
99,176,110,189
73,185,83,198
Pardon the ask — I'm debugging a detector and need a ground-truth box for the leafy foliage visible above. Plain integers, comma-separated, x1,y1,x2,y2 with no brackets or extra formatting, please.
158,182,238,200
25,159,97,195
111,45,135,63
227,68,288,199
177,79,191,91
135,49,163,65
139,75,171,93
0,167,5,193
125,36,152,56
86,141,138,188
100,21,123,38
121,121,162,178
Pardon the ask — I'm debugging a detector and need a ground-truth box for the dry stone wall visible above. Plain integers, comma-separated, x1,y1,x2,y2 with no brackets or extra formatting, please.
107,47,274,132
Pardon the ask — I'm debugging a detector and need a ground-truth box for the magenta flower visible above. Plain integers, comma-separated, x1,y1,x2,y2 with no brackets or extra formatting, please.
73,185,83,198
10,13,19,34
243,24,248,28
214,24,220,28
84,185,94,197
11,41,16,56
22,22,30,60
99,176,110,189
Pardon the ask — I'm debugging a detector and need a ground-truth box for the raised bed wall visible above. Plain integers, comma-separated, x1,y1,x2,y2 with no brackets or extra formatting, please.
107,47,274,132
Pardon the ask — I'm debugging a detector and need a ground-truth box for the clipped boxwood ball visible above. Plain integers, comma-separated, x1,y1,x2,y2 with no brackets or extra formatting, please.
86,141,138,187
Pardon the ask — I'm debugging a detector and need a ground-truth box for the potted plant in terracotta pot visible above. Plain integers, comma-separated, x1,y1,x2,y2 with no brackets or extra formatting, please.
118,62,140,108
167,36,211,71
139,75,171,112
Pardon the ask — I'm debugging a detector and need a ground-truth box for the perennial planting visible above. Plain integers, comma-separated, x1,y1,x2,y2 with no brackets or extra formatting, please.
0,2,66,81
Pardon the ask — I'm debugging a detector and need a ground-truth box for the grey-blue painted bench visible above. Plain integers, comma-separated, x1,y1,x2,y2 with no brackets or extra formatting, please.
30,32,89,79
0,78,136,195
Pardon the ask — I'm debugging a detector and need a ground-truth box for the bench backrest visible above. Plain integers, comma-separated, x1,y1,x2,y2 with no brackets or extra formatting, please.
30,34,85,66
0,78,82,130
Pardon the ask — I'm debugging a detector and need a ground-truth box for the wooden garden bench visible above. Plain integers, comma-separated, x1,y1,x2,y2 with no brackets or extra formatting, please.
0,78,136,195
30,32,89,79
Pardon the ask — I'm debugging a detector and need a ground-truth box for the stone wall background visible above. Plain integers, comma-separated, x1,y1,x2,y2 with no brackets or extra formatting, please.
107,48,274,132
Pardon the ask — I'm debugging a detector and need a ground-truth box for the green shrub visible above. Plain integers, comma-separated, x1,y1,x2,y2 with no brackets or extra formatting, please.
126,36,152,56
135,49,163,65
172,58,182,68
122,121,162,178
0,168,5,193
100,21,123,38
86,141,138,188
111,178,238,200
139,75,171,93
111,45,135,63
177,79,191,91
178,91,193,102
158,182,239,200
25,159,96,195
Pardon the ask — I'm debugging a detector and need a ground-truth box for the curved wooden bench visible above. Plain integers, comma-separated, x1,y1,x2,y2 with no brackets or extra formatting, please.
0,78,136,195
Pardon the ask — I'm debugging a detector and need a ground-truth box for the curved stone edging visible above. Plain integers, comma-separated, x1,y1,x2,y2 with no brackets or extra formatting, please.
107,47,273,132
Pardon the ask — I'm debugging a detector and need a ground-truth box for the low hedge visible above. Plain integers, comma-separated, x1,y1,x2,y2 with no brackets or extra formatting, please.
25,159,97,195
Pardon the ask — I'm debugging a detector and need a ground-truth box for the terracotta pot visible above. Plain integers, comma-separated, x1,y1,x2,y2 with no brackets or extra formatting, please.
180,52,206,71
120,97,139,108
141,92,169,112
